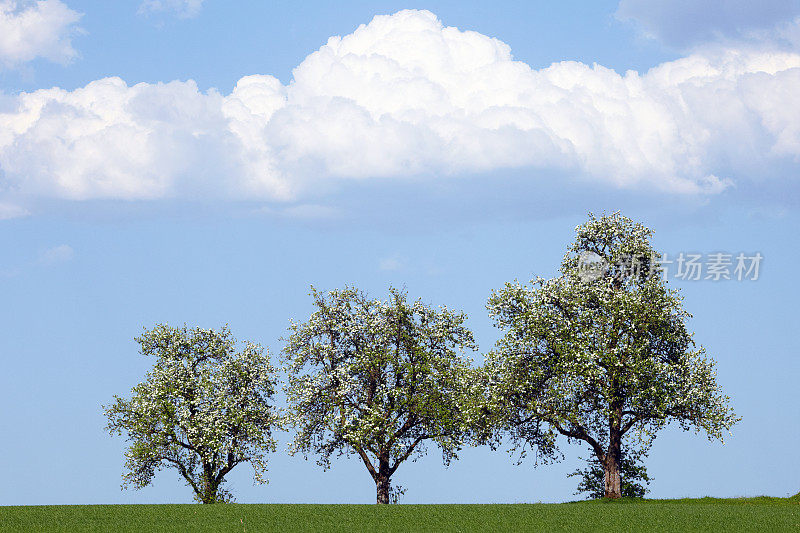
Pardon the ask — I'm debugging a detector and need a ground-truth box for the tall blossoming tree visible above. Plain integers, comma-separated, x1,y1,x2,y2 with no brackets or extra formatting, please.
104,324,280,503
283,286,481,504
485,213,739,498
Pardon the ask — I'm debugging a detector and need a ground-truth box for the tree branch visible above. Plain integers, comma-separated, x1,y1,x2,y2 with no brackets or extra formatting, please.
160,455,201,497
389,435,428,476
549,418,605,460
354,445,378,481
621,411,644,435
389,415,417,447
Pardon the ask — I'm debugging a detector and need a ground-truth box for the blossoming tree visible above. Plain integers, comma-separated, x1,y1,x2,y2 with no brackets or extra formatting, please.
283,286,481,504
485,213,739,498
104,324,280,503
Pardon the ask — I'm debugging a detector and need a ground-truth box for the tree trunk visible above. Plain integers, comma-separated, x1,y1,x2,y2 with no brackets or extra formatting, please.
200,463,219,504
376,474,391,504
604,420,622,498
376,458,391,504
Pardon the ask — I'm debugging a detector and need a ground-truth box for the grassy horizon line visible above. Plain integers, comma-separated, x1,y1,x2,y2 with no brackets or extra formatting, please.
1,494,799,532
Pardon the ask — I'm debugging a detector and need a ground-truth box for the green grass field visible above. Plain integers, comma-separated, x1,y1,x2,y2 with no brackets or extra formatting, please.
2,495,798,532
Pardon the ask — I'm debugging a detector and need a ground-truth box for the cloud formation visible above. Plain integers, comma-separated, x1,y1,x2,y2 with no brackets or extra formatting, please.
138,0,204,19
0,0,82,68
1,9,799,209
39,243,74,264
0,202,28,219
379,254,405,272
617,0,800,50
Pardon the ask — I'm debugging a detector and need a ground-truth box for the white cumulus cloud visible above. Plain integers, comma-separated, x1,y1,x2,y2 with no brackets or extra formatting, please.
1,9,799,210
0,0,82,68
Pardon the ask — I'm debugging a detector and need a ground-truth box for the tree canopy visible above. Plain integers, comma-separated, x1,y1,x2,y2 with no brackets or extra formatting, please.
484,212,739,498
104,324,280,503
283,286,482,503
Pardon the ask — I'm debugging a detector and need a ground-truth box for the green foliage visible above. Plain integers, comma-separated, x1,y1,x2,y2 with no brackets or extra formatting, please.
103,324,280,504
484,212,739,496
283,286,482,503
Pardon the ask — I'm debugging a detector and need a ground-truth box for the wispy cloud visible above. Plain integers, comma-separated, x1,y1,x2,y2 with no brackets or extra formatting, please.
255,203,342,220
1,9,799,212
138,0,203,19
616,0,800,50
1,243,75,276
0,0,83,68
379,255,406,272
39,244,74,264
0,202,29,220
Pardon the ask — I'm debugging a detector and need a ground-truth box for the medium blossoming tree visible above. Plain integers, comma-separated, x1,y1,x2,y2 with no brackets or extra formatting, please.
485,212,739,498
283,286,481,504
104,324,280,503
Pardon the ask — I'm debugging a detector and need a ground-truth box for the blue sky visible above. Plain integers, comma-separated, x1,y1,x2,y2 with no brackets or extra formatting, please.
0,0,798,505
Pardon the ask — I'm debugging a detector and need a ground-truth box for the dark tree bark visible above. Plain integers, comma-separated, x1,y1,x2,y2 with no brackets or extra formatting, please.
199,462,220,504
376,474,391,504
603,406,623,499
376,457,391,504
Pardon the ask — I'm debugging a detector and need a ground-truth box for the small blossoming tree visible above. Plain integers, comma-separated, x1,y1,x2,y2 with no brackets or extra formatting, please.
104,324,280,503
283,286,481,504
485,212,739,498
